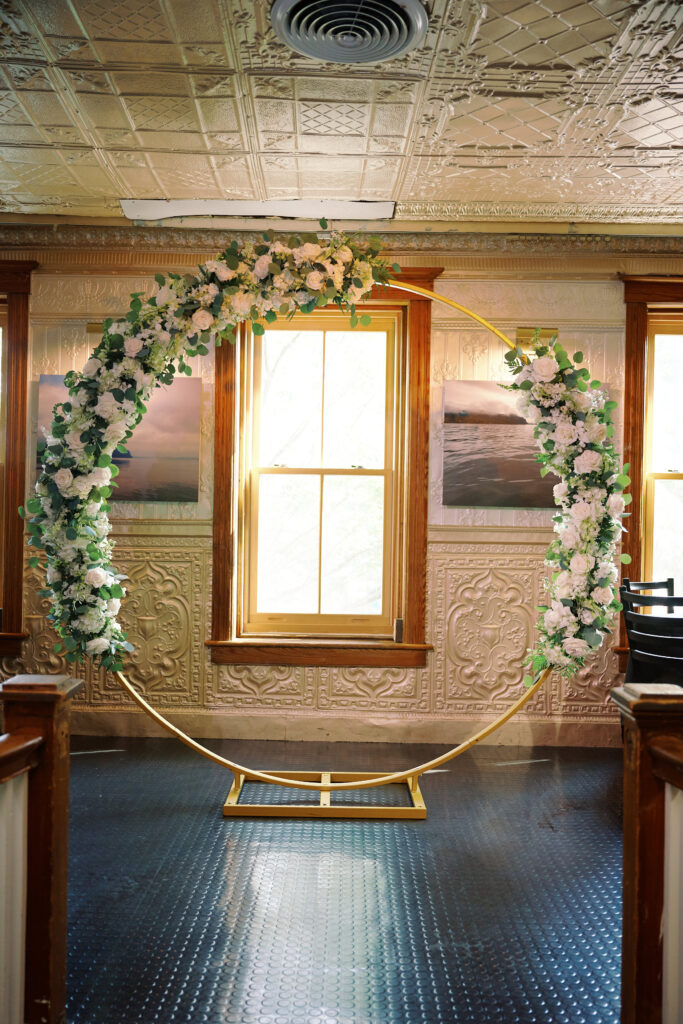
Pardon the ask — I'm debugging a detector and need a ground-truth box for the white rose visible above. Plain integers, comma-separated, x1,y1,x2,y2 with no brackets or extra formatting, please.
554,571,573,599
569,500,593,522
253,254,272,280
124,336,144,358
85,567,108,588
65,430,86,452
574,449,602,475
294,242,322,264
585,417,607,443
191,308,214,332
103,421,128,444
531,355,559,383
231,291,253,317
85,636,110,655
559,523,581,549
591,585,613,605
72,475,94,498
89,466,112,489
569,552,595,575
563,637,590,657
46,564,61,584
83,357,102,378
569,389,593,413
107,597,121,615
306,270,324,291
95,392,119,420
552,419,578,448
213,262,235,282
54,468,74,494
553,481,569,503
155,284,174,306
607,493,625,518
336,245,353,263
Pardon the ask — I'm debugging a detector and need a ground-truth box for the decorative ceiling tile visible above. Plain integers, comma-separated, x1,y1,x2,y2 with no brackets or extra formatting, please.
195,97,240,132
124,95,197,132
299,101,369,137
254,98,295,134
73,0,173,41
134,130,205,151
111,71,192,97
0,0,681,222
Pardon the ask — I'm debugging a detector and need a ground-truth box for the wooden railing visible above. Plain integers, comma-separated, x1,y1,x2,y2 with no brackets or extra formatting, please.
611,683,683,1024
0,675,82,1024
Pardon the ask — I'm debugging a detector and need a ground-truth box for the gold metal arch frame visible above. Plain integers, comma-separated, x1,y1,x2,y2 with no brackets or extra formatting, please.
116,280,552,819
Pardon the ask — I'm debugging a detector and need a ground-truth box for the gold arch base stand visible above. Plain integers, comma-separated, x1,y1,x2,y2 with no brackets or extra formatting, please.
114,281,549,819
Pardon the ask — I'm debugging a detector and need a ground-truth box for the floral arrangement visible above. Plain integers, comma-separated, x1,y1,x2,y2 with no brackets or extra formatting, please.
23,225,398,671
23,226,629,685
506,335,630,682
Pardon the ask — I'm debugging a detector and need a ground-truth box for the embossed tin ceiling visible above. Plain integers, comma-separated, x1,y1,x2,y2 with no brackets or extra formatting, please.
0,0,682,225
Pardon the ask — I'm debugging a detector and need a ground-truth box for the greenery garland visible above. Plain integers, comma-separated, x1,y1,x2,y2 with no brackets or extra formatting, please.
506,335,630,683
23,226,628,680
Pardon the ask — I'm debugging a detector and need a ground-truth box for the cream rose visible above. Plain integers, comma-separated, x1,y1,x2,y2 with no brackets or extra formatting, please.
306,270,324,291
83,357,102,378
591,585,613,605
85,567,108,588
563,637,590,657
569,552,594,575
54,468,74,494
574,449,602,475
85,636,110,655
95,392,119,420
253,254,272,280
191,308,214,332
530,355,559,383
124,336,144,359
607,493,625,518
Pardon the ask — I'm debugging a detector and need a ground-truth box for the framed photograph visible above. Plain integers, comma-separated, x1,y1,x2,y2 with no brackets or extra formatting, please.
37,374,202,503
441,380,556,508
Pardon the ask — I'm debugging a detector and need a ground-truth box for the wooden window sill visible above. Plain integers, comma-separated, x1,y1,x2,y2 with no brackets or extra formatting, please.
0,632,29,656
206,639,432,667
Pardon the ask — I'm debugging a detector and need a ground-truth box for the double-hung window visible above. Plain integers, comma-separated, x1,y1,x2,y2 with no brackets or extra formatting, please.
209,269,441,667
242,312,399,639
643,316,683,585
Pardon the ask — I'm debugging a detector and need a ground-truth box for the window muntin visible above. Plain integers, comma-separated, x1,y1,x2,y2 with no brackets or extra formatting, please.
643,318,683,586
239,312,401,638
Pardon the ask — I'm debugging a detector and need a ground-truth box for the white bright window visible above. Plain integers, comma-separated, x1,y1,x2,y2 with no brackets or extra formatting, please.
644,317,683,587
239,312,401,638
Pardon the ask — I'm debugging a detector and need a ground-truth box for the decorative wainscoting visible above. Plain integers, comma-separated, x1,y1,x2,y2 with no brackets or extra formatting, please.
4,525,621,746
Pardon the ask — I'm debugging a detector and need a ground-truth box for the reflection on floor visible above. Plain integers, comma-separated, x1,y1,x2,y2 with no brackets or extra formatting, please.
67,738,622,1024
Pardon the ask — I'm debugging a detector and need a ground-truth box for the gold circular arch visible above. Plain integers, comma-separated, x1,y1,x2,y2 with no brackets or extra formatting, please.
116,279,548,791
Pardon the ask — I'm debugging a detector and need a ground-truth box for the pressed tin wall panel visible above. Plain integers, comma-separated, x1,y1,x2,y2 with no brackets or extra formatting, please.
0,238,640,745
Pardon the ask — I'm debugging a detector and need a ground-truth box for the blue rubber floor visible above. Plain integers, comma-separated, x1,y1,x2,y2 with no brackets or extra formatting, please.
67,738,623,1024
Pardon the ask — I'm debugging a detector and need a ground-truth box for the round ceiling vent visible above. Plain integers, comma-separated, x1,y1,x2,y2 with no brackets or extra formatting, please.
270,0,428,64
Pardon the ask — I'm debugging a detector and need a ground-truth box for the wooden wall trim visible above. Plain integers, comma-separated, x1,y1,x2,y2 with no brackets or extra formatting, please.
0,261,36,653
621,301,647,585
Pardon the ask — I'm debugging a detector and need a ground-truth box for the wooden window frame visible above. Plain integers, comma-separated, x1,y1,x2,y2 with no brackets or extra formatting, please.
0,261,37,655
619,278,683,669
241,310,400,639
207,267,443,667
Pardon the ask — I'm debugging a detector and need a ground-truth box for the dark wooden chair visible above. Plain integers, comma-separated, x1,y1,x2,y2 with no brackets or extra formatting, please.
620,587,683,685
622,576,675,613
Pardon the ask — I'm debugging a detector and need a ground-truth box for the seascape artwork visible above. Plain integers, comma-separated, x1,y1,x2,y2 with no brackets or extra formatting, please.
37,374,201,502
442,380,556,508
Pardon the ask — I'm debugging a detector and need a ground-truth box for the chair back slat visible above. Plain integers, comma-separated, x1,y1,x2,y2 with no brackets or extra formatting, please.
620,584,683,685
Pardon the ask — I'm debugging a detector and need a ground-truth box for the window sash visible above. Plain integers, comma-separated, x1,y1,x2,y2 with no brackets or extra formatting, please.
643,318,683,581
239,312,401,638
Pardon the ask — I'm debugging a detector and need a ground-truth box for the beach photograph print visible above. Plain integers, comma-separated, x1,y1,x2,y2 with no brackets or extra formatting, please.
442,380,556,509
37,374,201,502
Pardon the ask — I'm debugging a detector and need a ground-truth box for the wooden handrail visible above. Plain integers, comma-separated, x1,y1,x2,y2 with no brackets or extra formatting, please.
649,735,683,791
0,729,43,784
